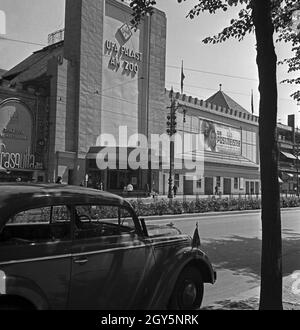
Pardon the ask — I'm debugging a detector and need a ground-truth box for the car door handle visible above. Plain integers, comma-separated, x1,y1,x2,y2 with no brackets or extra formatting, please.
73,257,89,265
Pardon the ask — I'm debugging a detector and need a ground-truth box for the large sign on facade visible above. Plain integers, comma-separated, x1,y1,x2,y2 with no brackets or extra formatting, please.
102,2,145,140
0,100,35,169
201,119,241,155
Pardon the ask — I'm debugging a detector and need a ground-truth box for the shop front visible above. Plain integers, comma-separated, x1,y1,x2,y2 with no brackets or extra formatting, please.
86,146,158,196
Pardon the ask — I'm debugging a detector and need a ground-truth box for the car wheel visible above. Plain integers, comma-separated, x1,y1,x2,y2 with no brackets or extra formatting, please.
168,266,204,310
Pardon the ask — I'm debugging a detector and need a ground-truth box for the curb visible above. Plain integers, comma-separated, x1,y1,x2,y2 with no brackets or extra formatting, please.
143,207,300,221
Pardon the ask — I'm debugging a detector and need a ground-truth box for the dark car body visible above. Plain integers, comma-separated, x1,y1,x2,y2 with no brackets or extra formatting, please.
0,184,216,310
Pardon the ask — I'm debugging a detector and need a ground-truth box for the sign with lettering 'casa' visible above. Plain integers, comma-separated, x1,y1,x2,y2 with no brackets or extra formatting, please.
0,101,35,170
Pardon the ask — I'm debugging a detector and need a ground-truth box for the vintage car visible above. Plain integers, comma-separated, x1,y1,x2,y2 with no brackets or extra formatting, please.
0,184,216,310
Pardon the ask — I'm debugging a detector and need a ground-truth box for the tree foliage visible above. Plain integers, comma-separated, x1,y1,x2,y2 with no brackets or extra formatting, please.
130,0,300,101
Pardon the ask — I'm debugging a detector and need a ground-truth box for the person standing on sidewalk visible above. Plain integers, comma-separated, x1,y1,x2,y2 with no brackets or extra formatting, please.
173,184,178,197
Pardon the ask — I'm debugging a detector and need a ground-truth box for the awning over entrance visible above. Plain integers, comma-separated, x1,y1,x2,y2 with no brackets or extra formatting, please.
86,146,159,169
281,151,297,160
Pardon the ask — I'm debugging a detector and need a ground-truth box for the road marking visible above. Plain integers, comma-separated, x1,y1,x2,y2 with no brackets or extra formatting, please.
0,270,6,294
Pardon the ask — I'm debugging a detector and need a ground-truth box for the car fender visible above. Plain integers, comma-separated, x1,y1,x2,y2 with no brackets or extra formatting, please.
0,273,49,310
148,246,216,309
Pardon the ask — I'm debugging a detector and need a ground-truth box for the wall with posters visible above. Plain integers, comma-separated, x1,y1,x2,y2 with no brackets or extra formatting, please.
0,99,35,170
200,119,242,155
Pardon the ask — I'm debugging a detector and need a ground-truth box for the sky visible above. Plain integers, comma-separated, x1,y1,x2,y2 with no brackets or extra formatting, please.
0,0,299,124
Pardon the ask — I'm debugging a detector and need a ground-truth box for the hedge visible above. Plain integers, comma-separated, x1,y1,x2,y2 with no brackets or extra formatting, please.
129,196,300,217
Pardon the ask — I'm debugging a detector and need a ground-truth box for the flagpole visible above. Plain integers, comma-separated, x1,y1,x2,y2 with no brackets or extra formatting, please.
181,60,185,95
251,89,254,115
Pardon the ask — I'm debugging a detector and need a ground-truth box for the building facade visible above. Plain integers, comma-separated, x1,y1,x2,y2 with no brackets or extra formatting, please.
278,114,300,194
161,89,260,196
0,0,167,192
0,0,262,195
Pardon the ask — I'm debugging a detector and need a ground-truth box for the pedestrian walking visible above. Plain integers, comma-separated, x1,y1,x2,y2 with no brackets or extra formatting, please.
215,185,218,195
173,184,178,197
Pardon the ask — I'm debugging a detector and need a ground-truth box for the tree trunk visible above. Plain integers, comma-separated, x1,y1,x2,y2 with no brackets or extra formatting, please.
252,0,283,310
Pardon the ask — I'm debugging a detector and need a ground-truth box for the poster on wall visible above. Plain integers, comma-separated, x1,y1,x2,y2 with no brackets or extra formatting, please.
0,101,35,170
200,119,241,155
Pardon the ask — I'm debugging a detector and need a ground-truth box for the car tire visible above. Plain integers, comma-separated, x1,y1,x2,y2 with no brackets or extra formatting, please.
168,266,204,310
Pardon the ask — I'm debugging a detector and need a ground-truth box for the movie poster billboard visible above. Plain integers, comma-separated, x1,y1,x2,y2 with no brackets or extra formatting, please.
0,101,35,170
201,120,241,155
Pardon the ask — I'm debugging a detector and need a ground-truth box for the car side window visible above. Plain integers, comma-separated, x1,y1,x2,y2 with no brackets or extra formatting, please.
8,207,51,224
0,205,71,245
74,205,135,240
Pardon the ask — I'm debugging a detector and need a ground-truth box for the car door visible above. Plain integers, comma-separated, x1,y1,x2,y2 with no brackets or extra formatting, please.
68,204,156,310
0,205,72,309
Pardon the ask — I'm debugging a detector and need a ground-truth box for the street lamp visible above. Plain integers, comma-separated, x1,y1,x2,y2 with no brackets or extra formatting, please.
166,90,179,199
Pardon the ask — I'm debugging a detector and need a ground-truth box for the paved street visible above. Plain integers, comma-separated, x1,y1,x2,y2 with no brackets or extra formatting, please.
146,209,300,307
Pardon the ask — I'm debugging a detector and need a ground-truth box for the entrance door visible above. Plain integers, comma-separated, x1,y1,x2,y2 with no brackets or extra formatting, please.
255,182,259,194
205,177,213,195
183,176,193,195
224,178,232,195
246,181,250,194
250,181,255,195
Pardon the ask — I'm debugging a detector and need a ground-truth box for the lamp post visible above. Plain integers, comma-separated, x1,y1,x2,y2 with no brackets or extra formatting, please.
166,91,178,199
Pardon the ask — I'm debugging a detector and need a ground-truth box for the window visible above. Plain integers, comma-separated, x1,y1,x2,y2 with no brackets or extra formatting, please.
184,115,192,132
177,112,184,131
239,178,245,190
234,178,239,190
8,205,71,225
9,207,51,224
242,130,257,163
74,205,135,240
1,206,71,244
191,116,199,133
216,176,221,187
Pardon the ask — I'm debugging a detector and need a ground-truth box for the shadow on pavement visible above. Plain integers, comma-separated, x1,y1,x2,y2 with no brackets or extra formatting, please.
201,235,300,279
201,298,300,310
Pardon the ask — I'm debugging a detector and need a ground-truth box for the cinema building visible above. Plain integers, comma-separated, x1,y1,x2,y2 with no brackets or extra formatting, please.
0,0,261,195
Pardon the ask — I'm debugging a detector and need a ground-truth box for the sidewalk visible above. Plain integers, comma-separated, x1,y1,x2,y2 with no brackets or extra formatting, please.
201,274,300,310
